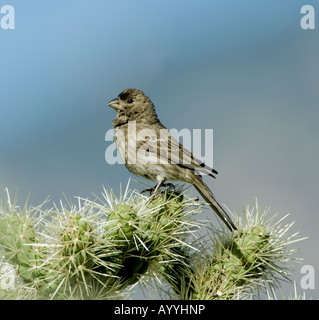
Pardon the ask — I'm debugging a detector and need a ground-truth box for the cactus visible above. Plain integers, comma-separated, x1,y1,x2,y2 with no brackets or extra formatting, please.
0,185,305,300
185,203,306,300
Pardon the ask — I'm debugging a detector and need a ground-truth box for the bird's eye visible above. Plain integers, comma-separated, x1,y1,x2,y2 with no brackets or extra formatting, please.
127,99,133,104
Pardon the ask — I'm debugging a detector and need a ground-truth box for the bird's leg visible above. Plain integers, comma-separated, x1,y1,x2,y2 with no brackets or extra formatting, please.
150,179,164,196
142,179,166,206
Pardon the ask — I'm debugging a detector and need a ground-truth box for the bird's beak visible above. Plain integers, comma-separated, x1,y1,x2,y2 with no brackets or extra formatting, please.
108,98,123,111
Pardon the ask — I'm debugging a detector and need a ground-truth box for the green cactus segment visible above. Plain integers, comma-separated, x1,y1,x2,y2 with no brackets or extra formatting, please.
37,278,60,297
0,214,41,283
234,226,270,266
151,191,185,218
105,204,137,242
0,216,34,263
210,225,271,286
98,190,190,288
97,203,139,285
60,214,94,270
139,191,198,299
189,224,276,300
148,191,186,243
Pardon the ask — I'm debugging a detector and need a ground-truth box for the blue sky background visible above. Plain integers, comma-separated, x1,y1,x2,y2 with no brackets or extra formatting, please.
0,0,318,298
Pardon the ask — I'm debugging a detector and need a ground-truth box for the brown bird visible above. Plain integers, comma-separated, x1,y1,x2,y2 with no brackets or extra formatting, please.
107,88,237,231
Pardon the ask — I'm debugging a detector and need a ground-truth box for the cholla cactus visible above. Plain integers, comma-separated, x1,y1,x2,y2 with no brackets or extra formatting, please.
0,184,201,299
0,184,305,300
186,202,306,300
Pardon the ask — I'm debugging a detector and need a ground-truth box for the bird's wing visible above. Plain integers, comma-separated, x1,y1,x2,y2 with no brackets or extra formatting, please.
135,126,217,178
162,129,218,178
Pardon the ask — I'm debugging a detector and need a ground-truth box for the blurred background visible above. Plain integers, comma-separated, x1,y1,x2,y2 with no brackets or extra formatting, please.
0,0,318,298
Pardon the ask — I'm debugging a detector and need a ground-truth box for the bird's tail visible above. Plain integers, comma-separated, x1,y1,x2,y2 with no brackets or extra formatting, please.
193,176,237,231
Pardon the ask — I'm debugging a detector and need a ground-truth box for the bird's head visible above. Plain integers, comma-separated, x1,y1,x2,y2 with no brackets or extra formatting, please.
108,88,158,125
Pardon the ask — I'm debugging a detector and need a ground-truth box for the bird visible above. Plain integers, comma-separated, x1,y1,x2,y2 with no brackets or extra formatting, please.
107,88,237,231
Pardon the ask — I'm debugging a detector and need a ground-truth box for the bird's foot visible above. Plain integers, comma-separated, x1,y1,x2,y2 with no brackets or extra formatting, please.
141,183,176,196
